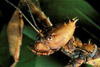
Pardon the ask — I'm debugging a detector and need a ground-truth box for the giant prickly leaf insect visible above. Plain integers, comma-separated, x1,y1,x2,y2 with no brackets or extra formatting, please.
6,0,100,67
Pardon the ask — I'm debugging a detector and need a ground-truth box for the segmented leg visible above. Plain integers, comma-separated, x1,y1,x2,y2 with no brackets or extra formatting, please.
7,10,24,67
61,37,99,67
20,0,53,27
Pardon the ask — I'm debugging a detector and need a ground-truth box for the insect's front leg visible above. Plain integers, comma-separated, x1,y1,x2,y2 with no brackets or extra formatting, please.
7,10,24,67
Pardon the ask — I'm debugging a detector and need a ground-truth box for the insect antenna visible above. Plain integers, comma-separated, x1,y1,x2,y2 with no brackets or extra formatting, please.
26,0,40,31
5,0,42,35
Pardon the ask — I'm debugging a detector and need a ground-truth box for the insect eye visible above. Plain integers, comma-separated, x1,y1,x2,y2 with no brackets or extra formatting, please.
47,36,53,41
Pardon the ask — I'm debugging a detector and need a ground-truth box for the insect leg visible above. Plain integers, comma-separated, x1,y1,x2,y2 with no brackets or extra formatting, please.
21,0,53,27
5,0,40,34
65,58,84,67
26,0,40,31
7,10,24,67
87,48,100,67
89,45,97,58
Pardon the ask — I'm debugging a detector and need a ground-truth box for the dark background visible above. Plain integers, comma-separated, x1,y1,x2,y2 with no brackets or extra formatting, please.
0,0,100,30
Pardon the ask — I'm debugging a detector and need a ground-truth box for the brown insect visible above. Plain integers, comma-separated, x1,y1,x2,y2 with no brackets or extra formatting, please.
6,0,100,67
19,0,78,56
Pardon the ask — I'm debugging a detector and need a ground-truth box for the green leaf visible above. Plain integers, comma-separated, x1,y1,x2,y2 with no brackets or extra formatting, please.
15,35,37,67
0,25,12,67
23,25,37,41
40,0,100,43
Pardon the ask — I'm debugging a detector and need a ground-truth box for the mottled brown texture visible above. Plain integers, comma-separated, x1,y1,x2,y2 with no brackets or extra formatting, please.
87,48,100,67
61,37,100,67
7,10,24,67
33,19,77,55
